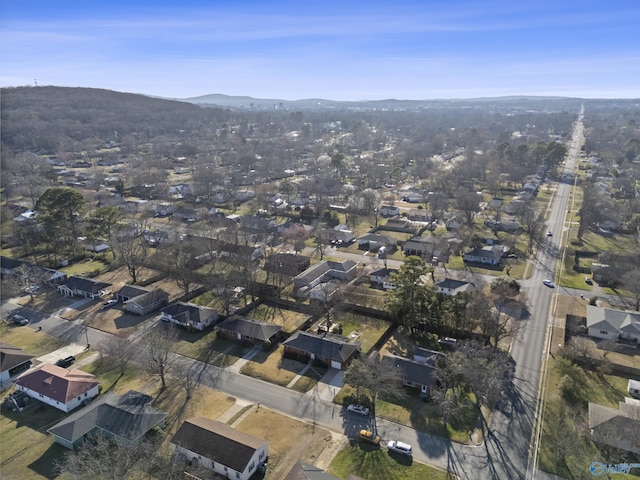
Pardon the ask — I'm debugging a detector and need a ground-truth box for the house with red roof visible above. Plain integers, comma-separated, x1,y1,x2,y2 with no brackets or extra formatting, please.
14,364,100,412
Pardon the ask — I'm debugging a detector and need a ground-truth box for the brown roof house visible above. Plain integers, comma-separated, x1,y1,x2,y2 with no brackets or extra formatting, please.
15,364,100,412
589,399,640,454
0,343,34,388
48,390,166,449
216,315,282,345
171,416,268,480
160,302,219,331
283,331,360,370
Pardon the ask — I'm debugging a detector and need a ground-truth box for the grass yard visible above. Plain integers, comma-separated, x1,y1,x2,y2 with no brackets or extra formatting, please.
235,408,333,479
0,325,68,357
240,344,309,387
60,259,109,277
332,311,391,353
246,303,310,332
329,444,450,480
334,385,475,445
173,329,248,367
0,400,70,479
538,357,640,479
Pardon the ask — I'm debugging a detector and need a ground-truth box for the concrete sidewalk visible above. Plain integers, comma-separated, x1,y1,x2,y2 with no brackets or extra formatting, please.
226,345,261,373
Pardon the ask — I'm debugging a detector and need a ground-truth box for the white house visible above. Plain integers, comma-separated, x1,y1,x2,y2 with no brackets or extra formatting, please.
14,364,100,412
171,417,268,480
0,343,34,388
586,305,640,342
435,278,476,296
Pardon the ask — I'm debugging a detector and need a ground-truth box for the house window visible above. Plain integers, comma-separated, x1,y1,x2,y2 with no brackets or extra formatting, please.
250,461,255,470
259,451,265,460
236,473,240,479
84,393,88,397
600,330,608,335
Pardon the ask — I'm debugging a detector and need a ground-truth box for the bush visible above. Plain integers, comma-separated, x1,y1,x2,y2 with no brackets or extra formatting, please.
589,296,598,306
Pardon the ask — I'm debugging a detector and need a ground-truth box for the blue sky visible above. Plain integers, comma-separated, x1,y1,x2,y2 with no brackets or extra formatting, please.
2,1,639,100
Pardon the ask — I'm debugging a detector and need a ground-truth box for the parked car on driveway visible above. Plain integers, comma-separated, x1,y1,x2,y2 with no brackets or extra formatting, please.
23,284,41,294
55,356,76,368
387,440,412,455
102,299,118,309
11,314,29,326
347,404,370,416
585,276,593,285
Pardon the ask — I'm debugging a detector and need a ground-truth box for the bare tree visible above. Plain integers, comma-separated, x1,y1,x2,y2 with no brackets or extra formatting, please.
143,323,179,390
173,361,203,400
96,336,135,376
56,433,160,480
115,235,148,284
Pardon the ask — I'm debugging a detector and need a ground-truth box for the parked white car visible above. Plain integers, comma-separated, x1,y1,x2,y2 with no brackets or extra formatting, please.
543,279,555,288
387,440,412,455
346,404,370,416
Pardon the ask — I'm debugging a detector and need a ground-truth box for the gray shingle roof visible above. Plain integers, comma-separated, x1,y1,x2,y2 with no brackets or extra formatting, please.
283,331,360,363
48,390,166,443
171,417,267,473
217,316,282,341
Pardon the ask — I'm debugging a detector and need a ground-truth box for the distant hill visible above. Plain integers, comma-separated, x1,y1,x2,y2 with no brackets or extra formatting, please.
1,86,218,154
179,92,590,111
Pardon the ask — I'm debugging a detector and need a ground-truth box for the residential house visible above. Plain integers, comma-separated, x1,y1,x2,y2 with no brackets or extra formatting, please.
240,215,276,232
116,285,150,302
0,343,34,388
407,209,433,222
160,302,219,331
380,351,444,397
369,268,398,288
463,245,503,266
402,192,425,203
590,263,614,284
171,416,268,480
282,331,360,370
318,228,355,244
357,234,397,252
292,259,357,291
403,236,449,262
264,253,311,276
0,256,22,276
216,316,282,345
379,205,400,217
15,364,100,412
435,278,476,296
586,305,640,342
123,289,169,315
58,276,112,299
48,390,166,449
444,215,463,231
588,400,640,454
308,281,342,301
381,217,415,233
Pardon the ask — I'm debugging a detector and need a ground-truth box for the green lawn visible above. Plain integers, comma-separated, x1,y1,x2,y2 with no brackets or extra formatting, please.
329,444,450,480
60,259,109,277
